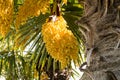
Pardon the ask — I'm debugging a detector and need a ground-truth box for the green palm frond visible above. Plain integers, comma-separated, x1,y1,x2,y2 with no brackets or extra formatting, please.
63,11,84,64
15,13,49,50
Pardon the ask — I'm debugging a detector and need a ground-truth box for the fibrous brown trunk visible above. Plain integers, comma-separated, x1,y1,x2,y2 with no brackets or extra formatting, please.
76,0,120,80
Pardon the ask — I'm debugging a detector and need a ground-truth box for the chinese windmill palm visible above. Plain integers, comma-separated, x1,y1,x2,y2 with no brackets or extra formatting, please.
0,0,84,79
15,0,83,68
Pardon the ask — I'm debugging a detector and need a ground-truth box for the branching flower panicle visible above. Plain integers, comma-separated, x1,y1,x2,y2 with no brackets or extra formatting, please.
42,16,79,68
15,0,50,28
0,0,14,37
63,0,67,4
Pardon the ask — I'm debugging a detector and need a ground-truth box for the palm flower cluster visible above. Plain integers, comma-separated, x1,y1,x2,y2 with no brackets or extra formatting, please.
15,0,50,28
0,0,13,37
42,16,79,68
63,0,67,4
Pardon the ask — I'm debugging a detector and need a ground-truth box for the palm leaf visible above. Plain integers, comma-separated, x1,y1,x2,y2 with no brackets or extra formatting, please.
63,10,84,65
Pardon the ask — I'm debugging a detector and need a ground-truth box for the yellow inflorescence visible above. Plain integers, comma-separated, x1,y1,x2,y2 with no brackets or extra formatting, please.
0,0,14,37
42,16,79,68
15,0,50,28
63,0,67,4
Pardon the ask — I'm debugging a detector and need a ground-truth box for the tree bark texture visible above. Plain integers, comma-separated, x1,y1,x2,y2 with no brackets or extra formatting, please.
76,0,120,80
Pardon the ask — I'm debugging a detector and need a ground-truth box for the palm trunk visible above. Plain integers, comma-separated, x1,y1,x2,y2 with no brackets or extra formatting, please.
77,0,120,80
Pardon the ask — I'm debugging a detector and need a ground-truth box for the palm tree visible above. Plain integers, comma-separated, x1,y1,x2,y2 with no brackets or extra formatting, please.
77,0,120,80
1,0,119,80
0,0,84,80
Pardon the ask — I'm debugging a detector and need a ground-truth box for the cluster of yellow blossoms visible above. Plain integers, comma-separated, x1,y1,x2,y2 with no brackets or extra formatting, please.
15,0,50,28
63,0,67,4
0,0,13,37
42,16,79,68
